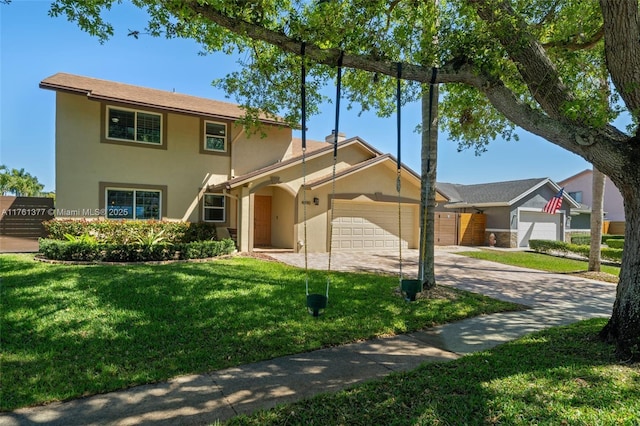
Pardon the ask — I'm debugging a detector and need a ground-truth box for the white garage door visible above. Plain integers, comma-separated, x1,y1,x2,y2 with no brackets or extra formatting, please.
331,201,415,251
518,210,561,247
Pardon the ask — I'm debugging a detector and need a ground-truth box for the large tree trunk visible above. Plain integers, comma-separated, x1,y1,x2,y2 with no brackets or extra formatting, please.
419,84,439,290
599,182,640,360
172,0,640,359
589,167,605,272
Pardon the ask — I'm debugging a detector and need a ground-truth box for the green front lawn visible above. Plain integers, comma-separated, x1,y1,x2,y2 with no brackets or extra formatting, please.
458,249,620,280
227,319,640,425
0,254,521,411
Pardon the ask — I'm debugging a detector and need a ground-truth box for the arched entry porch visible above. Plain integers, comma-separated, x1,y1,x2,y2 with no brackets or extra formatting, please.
252,184,296,250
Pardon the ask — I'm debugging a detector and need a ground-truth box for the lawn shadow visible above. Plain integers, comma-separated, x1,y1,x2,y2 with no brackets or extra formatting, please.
1,255,441,411
231,319,637,425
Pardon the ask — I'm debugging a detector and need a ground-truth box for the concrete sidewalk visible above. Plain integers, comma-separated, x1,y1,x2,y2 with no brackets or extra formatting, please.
0,250,616,426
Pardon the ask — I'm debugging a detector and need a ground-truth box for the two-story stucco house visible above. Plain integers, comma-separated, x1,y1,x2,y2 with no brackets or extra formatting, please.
558,169,625,232
40,73,426,253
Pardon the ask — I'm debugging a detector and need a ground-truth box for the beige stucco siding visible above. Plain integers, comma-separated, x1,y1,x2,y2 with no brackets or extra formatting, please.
232,126,294,176
55,92,289,223
297,201,328,253
271,187,295,248
279,143,376,195
55,93,102,218
336,162,420,197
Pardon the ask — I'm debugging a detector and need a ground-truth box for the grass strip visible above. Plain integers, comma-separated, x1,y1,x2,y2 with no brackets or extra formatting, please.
227,319,640,425
1,253,521,411
458,249,620,279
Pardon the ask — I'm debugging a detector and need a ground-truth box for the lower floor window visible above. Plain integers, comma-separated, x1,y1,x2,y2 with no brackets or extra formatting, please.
106,188,161,219
204,194,225,222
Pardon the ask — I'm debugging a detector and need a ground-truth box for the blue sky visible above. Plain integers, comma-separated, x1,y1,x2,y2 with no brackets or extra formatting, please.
1,1,597,193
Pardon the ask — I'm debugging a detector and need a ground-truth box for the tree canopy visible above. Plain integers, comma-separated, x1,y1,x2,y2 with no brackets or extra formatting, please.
45,1,635,150
0,165,45,197
42,0,640,358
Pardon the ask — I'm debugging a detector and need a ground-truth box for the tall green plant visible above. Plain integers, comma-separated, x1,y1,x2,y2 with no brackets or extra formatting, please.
63,233,98,244
0,165,45,196
134,228,168,248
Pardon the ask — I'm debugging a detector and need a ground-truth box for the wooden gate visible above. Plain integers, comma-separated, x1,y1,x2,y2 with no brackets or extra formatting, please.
434,212,458,246
0,196,54,252
458,213,486,246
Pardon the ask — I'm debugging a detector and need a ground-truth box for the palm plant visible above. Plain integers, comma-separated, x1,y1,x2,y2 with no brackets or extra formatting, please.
1,167,45,196
0,165,11,195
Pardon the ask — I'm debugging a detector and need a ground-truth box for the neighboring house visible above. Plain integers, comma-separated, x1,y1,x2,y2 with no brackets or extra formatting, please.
558,169,625,232
40,72,438,253
436,178,580,248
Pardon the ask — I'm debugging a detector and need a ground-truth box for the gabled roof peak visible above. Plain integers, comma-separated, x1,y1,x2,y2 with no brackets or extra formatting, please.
437,177,567,207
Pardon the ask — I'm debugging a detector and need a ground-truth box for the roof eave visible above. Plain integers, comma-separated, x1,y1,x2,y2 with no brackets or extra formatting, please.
507,178,551,205
305,154,421,190
224,140,356,189
444,202,511,209
39,80,286,126
90,93,286,125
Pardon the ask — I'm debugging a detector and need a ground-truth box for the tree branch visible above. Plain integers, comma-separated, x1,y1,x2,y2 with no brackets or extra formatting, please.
176,0,628,164
532,0,561,28
541,26,604,51
600,0,640,115
470,0,575,120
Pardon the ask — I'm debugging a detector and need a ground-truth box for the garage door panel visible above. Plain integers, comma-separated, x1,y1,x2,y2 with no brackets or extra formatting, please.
332,201,415,252
336,240,352,249
518,210,560,247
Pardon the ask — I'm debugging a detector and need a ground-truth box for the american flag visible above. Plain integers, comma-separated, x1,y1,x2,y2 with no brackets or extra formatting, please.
543,188,564,214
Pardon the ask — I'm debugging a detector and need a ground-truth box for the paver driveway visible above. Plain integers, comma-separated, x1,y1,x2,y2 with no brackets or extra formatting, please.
269,248,616,353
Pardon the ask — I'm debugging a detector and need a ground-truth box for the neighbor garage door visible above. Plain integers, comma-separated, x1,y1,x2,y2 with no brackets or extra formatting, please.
331,201,416,251
518,210,561,247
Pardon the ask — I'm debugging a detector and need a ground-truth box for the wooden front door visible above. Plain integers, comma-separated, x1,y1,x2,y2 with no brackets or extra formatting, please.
254,195,272,247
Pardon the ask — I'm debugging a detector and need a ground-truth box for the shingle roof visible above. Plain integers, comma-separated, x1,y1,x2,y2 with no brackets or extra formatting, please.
437,178,549,206
291,137,330,156
40,72,286,125
209,137,380,190
303,154,421,189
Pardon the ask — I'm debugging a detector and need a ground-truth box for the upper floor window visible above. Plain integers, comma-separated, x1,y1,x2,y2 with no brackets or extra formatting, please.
107,106,162,145
106,188,161,220
203,194,225,222
568,191,583,203
204,121,227,152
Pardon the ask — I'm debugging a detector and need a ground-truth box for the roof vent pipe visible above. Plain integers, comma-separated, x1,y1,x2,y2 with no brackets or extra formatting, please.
325,130,346,143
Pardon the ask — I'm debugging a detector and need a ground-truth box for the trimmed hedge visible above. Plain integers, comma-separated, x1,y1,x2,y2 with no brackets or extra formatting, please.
605,239,625,249
570,235,591,245
38,238,236,262
529,239,623,263
43,219,218,244
601,234,624,244
569,234,626,246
